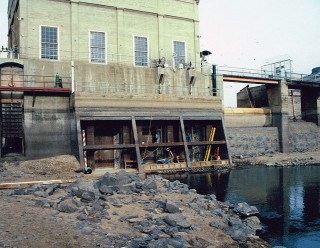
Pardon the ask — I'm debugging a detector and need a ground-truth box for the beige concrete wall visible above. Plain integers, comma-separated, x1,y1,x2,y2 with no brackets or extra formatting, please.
74,63,213,97
75,94,222,112
224,108,272,127
0,58,216,101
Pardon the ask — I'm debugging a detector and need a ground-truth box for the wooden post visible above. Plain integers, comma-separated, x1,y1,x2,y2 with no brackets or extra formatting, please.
221,115,232,164
180,116,191,168
132,117,142,173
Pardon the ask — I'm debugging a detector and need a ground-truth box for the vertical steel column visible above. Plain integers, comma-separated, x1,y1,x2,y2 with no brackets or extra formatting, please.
212,65,217,96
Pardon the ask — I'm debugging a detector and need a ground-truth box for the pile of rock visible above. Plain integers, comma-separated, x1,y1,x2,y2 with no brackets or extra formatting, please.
10,171,269,247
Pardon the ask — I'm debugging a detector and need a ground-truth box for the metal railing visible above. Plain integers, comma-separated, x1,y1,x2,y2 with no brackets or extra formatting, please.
287,72,320,83
0,73,72,89
217,66,320,84
75,81,218,97
2,47,319,87
217,66,282,80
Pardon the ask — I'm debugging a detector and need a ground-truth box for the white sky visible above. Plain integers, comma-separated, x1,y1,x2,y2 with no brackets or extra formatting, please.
0,0,319,106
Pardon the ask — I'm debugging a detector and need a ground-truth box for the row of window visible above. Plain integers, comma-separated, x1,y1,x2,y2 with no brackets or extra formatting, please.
41,26,186,68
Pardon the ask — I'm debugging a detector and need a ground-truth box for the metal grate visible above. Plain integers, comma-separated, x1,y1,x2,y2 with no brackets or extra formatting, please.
1,103,23,138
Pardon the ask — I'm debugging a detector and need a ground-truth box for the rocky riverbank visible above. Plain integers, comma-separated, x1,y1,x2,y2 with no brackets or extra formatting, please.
1,150,319,247
232,149,320,167
0,171,270,248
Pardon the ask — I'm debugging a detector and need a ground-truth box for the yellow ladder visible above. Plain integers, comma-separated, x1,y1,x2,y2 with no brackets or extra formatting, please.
204,127,216,161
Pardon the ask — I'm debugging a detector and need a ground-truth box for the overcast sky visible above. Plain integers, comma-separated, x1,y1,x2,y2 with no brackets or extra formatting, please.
0,0,319,106
199,0,320,74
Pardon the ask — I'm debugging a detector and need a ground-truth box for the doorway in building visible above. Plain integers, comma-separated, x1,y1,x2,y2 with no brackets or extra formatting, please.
1,102,24,156
288,89,301,121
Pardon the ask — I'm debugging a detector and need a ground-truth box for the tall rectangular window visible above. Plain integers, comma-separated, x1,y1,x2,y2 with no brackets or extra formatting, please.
134,36,148,67
90,31,106,63
173,41,186,68
41,26,58,60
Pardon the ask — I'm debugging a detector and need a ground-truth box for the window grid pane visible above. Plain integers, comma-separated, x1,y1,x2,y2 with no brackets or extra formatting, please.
41,27,58,60
90,31,105,63
174,41,185,68
135,37,148,67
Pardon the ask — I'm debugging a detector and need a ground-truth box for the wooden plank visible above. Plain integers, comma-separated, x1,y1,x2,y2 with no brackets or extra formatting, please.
139,141,226,147
220,116,232,164
86,126,95,145
180,116,191,168
187,141,226,146
83,141,226,150
140,142,185,148
84,144,136,150
0,179,76,189
78,115,223,121
132,117,142,173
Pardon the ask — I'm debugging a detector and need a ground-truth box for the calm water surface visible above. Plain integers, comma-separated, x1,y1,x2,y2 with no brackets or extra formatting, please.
163,166,320,248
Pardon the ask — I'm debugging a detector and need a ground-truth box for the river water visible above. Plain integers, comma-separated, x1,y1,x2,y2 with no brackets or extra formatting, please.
163,166,320,248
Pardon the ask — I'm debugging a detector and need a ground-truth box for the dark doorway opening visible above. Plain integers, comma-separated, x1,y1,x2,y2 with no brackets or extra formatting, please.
1,102,24,156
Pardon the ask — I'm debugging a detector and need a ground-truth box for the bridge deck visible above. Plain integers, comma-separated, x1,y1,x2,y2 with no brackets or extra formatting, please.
223,75,279,84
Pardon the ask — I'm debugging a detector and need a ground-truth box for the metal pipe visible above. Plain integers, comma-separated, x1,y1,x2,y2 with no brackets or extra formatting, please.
71,60,75,93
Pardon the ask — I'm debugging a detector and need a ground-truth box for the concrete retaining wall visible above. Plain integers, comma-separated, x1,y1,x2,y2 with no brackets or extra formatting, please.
224,108,278,158
226,127,279,158
23,95,76,159
224,108,272,127
226,120,320,158
289,121,320,152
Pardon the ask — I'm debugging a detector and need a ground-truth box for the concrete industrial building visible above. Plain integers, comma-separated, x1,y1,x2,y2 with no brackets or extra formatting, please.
1,0,230,173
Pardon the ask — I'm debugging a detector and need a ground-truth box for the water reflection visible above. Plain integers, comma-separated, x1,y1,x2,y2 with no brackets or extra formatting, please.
162,166,320,248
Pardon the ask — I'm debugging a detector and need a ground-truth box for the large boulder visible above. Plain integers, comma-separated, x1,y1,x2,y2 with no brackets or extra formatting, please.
226,224,254,242
244,216,262,231
57,199,79,213
96,171,140,188
70,180,98,198
164,200,181,213
163,214,191,228
141,178,161,192
95,171,140,194
147,237,187,248
233,202,259,217
80,191,96,203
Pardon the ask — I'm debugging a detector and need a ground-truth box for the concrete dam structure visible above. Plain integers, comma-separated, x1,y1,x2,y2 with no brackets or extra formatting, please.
1,0,319,173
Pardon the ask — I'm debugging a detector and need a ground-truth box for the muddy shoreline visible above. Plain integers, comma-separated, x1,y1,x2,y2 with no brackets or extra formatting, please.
232,149,320,167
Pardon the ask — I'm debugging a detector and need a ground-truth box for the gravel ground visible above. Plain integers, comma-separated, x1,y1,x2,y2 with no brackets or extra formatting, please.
0,155,82,183
233,149,320,167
